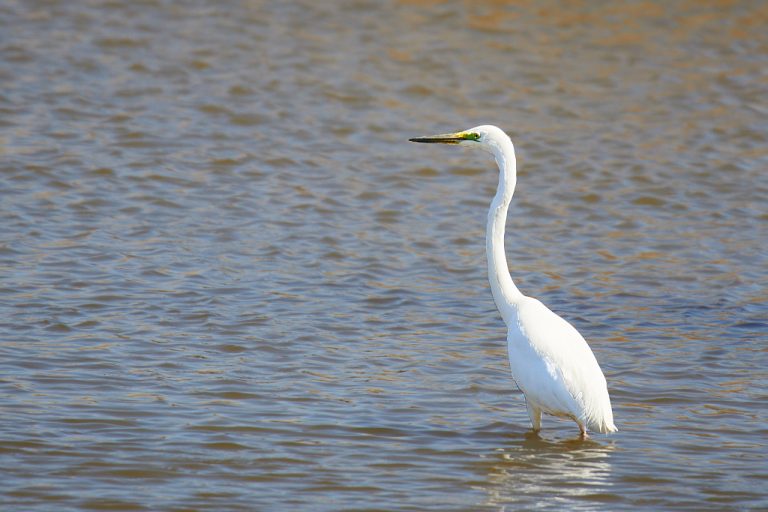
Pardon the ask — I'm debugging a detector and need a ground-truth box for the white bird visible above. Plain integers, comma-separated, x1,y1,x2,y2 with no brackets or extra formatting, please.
410,125,617,438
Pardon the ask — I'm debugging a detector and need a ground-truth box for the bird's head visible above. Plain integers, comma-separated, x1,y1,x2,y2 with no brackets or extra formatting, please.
409,125,511,154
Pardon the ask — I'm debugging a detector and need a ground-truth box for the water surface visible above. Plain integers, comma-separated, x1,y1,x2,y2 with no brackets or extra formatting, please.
1,1,767,510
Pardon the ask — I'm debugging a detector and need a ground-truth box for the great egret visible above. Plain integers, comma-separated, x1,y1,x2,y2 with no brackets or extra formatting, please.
409,125,616,437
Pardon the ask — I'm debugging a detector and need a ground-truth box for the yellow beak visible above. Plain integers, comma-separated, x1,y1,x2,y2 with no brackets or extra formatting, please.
409,132,467,144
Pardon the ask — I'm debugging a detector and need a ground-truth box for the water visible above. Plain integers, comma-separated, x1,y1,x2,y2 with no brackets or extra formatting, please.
1,1,767,510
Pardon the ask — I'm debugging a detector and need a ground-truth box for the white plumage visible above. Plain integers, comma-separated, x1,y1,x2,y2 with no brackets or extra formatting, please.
410,125,616,437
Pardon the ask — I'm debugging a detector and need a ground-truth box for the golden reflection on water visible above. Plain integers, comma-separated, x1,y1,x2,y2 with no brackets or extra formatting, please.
2,0,767,510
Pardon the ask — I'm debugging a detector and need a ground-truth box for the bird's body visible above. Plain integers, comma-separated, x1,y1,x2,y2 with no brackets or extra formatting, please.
506,297,616,434
410,125,616,437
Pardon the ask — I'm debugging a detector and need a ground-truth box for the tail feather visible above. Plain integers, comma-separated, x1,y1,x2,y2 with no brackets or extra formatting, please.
588,414,618,434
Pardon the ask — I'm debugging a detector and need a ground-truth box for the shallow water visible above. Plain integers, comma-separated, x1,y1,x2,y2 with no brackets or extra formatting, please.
1,1,767,510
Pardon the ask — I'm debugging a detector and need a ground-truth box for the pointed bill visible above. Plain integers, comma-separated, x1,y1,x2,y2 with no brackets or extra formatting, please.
409,131,478,144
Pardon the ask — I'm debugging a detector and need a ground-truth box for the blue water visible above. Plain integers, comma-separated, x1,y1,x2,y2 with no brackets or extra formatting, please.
1,1,767,510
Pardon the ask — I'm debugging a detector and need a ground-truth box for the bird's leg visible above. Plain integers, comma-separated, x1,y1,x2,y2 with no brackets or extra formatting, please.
578,423,588,440
526,401,542,432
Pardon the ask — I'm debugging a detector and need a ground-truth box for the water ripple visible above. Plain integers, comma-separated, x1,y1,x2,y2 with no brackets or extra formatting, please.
1,1,767,511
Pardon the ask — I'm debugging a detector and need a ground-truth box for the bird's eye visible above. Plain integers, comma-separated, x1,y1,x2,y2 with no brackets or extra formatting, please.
470,133,480,141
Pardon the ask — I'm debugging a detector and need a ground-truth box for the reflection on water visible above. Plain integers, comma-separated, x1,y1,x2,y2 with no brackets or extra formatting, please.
482,438,615,511
1,0,767,510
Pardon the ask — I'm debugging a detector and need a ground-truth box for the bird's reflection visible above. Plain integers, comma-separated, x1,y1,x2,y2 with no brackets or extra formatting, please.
475,431,616,510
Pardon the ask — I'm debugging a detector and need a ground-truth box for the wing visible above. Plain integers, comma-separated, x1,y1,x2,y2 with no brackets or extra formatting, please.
507,297,615,431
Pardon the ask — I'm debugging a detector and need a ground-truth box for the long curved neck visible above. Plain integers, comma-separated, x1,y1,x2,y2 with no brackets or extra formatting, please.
487,139,523,324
